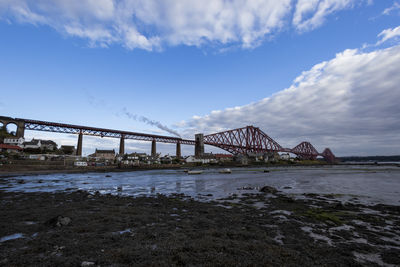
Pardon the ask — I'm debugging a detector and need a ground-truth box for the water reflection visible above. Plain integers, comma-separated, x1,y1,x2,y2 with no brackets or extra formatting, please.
1,165,400,205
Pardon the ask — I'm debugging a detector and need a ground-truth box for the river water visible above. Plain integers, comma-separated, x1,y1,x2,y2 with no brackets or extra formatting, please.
1,165,400,205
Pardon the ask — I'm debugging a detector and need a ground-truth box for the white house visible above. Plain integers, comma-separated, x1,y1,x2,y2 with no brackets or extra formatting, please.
40,140,57,150
280,153,291,160
22,139,57,150
74,161,88,167
23,139,42,149
185,156,213,164
3,137,25,148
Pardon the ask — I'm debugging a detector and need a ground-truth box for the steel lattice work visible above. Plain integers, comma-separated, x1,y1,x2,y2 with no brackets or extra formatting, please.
204,126,283,155
203,126,335,162
290,141,319,160
20,118,195,145
0,116,336,162
321,148,335,163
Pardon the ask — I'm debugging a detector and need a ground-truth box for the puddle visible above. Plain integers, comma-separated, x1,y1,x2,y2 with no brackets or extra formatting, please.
112,229,132,235
301,226,333,246
270,210,292,216
0,233,24,242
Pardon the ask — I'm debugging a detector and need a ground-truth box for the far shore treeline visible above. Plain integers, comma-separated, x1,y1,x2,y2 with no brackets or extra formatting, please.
338,155,400,162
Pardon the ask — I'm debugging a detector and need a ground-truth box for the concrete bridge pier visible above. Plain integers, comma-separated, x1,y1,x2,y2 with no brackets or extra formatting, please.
151,140,156,157
195,133,204,157
119,135,125,155
16,121,25,138
76,131,83,156
176,142,181,159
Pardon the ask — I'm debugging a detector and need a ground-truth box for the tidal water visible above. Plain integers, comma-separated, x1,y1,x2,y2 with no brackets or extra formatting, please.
1,165,400,205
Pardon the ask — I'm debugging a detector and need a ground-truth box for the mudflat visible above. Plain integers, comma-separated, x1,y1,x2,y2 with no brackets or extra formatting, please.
1,189,399,266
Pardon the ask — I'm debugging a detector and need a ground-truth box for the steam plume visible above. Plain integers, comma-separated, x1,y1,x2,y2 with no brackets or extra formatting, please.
122,108,181,138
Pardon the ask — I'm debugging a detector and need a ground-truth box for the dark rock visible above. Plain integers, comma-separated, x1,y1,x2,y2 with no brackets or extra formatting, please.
381,249,400,265
17,180,25,184
45,215,72,227
283,186,292,189
260,186,278,194
263,170,270,173
105,175,112,177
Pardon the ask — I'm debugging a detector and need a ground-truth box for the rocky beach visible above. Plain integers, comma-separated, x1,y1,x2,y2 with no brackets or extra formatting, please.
1,183,400,266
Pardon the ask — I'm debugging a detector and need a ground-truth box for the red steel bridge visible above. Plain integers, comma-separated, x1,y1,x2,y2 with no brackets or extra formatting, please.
0,116,335,163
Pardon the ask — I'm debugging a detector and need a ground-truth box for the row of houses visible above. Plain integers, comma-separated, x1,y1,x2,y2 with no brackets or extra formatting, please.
85,149,235,165
2,137,57,150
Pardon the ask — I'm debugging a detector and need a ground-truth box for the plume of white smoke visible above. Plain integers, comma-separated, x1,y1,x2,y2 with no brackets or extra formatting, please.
122,108,181,137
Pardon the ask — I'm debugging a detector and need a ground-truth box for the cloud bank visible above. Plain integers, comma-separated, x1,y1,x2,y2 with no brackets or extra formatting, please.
0,0,359,50
180,44,400,156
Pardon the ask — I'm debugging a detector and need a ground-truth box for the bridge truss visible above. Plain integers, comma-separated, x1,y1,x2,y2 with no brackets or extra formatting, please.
22,118,195,145
204,126,335,163
0,116,335,162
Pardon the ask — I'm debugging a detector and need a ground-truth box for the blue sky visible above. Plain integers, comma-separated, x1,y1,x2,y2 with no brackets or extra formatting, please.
1,0,400,156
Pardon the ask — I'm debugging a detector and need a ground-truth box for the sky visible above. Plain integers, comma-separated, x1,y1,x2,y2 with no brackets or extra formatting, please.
0,0,400,157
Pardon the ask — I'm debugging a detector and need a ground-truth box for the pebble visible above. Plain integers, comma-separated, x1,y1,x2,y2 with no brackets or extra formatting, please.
81,261,95,266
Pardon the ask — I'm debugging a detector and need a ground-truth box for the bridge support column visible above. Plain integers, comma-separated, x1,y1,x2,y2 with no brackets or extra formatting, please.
119,135,125,155
16,121,25,138
151,140,156,157
195,133,204,157
76,131,83,156
176,142,181,159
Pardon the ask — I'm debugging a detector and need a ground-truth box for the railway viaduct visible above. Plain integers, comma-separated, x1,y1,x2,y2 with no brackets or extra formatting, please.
0,116,335,163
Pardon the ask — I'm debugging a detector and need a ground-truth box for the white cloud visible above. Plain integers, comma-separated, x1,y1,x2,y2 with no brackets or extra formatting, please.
292,0,356,31
180,45,400,156
382,1,400,15
0,0,362,50
377,25,400,45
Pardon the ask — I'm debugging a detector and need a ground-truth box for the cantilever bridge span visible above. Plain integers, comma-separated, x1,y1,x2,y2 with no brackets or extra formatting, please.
203,126,335,163
0,116,335,163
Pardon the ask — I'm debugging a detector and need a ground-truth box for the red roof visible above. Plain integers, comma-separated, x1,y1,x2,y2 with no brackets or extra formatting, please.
215,154,233,158
0,144,23,150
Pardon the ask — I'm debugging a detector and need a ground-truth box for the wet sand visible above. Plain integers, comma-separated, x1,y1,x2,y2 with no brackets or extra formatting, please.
1,189,399,266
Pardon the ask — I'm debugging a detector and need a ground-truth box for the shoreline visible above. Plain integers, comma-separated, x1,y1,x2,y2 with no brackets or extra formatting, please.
1,161,399,178
1,189,399,266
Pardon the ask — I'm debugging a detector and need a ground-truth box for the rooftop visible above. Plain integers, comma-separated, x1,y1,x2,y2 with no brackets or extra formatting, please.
0,144,23,150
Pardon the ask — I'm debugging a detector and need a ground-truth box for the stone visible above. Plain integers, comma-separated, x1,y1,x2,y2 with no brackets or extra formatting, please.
45,215,72,227
81,261,95,266
57,216,71,227
260,186,278,194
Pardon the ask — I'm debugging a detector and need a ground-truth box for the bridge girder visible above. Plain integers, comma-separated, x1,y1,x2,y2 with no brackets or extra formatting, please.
1,115,335,163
